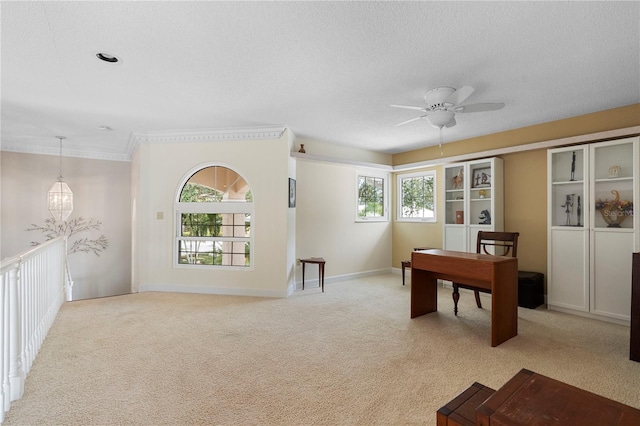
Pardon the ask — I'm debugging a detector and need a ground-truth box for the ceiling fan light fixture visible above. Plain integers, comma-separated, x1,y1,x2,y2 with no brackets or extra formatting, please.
427,110,455,129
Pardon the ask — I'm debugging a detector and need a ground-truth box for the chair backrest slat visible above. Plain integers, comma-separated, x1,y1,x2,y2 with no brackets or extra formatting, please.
476,231,519,258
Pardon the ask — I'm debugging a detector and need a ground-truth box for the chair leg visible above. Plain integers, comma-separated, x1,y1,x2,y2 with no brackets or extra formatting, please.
452,284,460,316
474,290,483,309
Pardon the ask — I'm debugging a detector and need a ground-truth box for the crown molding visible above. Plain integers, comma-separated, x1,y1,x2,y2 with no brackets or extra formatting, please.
132,126,287,145
2,126,288,162
126,126,287,160
0,143,131,162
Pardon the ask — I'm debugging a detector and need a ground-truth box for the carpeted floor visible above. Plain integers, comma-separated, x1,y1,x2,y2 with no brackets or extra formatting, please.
4,273,640,425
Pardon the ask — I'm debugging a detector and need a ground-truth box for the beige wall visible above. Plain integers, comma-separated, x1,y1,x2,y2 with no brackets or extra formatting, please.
295,159,392,281
133,133,294,297
1,151,132,300
392,166,443,264
391,104,640,292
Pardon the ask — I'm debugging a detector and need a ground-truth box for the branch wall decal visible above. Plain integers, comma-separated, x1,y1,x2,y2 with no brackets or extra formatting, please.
27,217,109,256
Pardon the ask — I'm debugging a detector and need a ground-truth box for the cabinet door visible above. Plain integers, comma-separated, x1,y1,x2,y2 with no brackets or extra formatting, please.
548,146,589,312
444,225,466,252
591,140,635,231
468,158,501,229
548,228,589,311
549,147,587,228
444,164,465,225
589,138,638,321
591,231,634,320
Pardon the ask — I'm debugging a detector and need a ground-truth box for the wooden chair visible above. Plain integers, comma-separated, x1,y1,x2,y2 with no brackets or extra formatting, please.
452,231,519,315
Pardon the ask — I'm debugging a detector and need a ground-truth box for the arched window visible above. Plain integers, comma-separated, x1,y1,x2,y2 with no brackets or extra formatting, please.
175,165,253,268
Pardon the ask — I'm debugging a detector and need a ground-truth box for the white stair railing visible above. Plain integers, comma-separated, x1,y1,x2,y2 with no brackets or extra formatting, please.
0,237,67,423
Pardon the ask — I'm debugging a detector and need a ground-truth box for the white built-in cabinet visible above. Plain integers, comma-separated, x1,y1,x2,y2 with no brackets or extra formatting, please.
443,157,504,253
547,137,640,324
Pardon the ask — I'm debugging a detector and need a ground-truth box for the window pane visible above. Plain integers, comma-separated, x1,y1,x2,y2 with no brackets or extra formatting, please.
358,175,384,217
179,240,249,266
180,166,251,202
181,213,250,238
400,175,434,218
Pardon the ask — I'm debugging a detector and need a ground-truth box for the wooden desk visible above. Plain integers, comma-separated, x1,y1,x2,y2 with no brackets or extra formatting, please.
476,369,640,425
411,249,518,347
301,257,326,292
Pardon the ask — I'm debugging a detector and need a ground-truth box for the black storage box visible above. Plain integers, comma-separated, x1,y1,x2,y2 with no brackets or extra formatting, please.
518,271,544,309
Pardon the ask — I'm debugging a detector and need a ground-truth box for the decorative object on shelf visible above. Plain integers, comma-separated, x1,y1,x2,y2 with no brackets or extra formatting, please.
451,168,463,189
570,151,576,181
298,144,306,153
595,190,633,227
455,211,464,224
288,178,296,208
48,136,73,222
472,167,491,188
479,209,491,225
479,189,486,199
561,194,575,226
608,165,621,178
576,195,582,227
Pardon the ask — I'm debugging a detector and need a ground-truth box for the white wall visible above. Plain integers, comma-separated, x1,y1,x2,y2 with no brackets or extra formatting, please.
133,131,293,297
0,151,132,300
294,158,392,285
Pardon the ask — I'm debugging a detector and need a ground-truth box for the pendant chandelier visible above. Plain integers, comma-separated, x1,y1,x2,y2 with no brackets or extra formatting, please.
47,136,73,222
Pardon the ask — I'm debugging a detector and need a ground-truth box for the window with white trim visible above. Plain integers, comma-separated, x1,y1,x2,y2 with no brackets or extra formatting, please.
397,170,436,222
175,165,253,268
356,171,389,221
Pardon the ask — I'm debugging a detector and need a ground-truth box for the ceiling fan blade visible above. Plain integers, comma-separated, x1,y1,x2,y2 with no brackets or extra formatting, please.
456,102,505,113
390,104,427,112
394,116,425,126
445,85,474,106
445,117,457,128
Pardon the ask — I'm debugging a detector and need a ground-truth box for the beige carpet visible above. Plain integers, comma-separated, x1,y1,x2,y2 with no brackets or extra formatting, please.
4,274,640,425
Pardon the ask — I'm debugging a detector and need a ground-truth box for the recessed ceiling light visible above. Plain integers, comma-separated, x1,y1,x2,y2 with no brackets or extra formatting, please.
96,52,120,64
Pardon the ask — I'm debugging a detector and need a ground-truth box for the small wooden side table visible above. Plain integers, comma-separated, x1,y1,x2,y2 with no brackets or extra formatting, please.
301,257,326,292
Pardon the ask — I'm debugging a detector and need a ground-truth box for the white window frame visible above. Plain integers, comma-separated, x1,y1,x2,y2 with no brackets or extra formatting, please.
396,170,437,223
355,169,389,222
174,163,254,270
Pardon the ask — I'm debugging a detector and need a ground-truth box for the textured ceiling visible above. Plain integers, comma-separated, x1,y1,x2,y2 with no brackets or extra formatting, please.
1,1,639,161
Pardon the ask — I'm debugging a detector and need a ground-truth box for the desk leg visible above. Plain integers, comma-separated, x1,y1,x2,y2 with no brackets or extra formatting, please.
490,261,519,347
411,268,438,318
302,263,306,290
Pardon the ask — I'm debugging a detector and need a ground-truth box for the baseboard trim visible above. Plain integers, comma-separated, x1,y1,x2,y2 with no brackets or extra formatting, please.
295,267,392,289
139,268,393,298
138,283,288,298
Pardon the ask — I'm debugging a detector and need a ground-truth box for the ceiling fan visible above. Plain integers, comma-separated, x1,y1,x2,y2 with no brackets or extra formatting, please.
391,86,505,129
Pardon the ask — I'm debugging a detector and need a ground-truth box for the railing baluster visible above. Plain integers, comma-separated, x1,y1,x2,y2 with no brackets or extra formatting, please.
0,237,67,422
